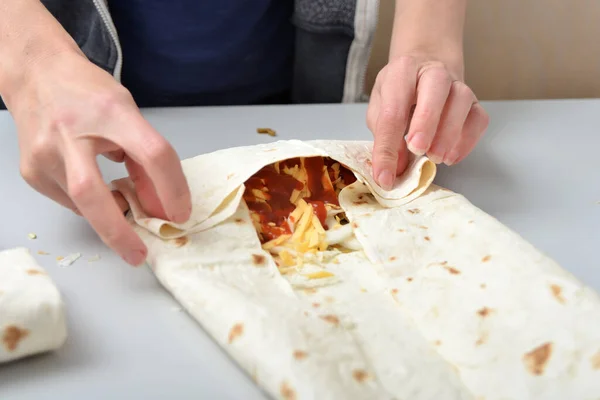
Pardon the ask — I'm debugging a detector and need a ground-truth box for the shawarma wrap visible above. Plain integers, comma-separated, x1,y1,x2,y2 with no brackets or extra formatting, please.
0,247,67,363
116,140,600,400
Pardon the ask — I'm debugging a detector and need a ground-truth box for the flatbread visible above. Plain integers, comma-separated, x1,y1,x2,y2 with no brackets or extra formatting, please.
339,182,600,399
0,247,67,363
117,140,600,399
113,140,435,239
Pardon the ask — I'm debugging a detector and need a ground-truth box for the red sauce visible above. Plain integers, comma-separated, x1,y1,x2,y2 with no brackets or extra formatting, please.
244,157,355,242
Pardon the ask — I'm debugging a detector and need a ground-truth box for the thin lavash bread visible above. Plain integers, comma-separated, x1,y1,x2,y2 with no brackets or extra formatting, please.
116,140,600,400
0,247,67,363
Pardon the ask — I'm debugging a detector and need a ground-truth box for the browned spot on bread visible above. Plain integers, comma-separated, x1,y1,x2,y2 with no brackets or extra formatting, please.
468,220,475,224
173,236,189,247
352,369,371,383
406,277,413,282
591,350,600,370
227,173,235,179
252,254,266,266
449,233,456,238
2,326,29,352
434,340,442,346
312,302,321,308
351,222,359,229
476,332,489,346
324,296,335,303
389,256,397,261
444,266,461,275
523,342,553,375
320,315,340,326
391,288,399,295
440,261,448,265
477,307,493,318
293,350,308,360
482,255,492,262
26,269,45,275
234,218,245,224
366,159,372,167
550,284,566,304
303,311,309,317
398,228,405,232
363,213,372,217
227,323,244,344
304,288,318,295
480,283,487,289
419,225,428,230
407,208,420,214
353,200,368,206
424,236,431,242
280,382,296,400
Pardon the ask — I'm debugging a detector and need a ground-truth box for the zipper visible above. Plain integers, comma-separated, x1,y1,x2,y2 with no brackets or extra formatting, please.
92,0,123,82
342,0,379,103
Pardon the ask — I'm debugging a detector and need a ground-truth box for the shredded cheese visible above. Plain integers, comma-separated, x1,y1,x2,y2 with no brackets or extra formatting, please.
304,271,335,280
254,157,356,270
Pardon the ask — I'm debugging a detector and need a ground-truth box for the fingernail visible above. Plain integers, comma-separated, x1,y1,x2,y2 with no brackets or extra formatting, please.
125,249,146,267
444,150,459,166
377,169,395,191
428,154,443,164
407,136,426,156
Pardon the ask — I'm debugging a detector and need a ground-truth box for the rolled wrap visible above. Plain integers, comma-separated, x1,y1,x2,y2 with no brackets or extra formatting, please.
0,248,67,363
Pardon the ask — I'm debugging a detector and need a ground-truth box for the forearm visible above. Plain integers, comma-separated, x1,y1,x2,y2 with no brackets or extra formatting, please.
390,0,466,77
0,0,81,103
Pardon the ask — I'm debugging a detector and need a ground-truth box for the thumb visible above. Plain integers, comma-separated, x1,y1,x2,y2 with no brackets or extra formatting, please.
371,59,417,190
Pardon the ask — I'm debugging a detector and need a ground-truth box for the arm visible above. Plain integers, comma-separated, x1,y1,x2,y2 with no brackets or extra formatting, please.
0,0,82,105
390,0,466,78
368,0,488,189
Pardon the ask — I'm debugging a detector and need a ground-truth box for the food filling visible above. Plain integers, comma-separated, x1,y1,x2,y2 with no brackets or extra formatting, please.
243,157,360,270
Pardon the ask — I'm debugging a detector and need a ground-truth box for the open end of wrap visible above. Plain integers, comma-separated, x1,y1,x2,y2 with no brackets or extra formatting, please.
243,157,362,275
117,140,437,240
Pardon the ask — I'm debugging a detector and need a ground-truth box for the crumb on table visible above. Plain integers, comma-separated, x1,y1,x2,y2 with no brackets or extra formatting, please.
257,128,276,137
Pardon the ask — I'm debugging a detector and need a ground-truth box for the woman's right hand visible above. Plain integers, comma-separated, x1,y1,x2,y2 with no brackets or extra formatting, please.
4,52,192,266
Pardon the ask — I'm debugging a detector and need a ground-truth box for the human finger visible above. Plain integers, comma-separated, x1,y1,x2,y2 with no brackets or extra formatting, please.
428,81,475,164
108,114,191,224
64,144,147,266
371,58,417,190
405,66,452,157
445,103,490,165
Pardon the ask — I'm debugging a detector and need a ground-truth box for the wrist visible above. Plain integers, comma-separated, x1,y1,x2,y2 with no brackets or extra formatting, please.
0,0,82,108
390,0,466,79
391,47,465,81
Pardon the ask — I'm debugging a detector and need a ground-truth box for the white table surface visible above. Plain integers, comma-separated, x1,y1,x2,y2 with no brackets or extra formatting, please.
0,100,598,399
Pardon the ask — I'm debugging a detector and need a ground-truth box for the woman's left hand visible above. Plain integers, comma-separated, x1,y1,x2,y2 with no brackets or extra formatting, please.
367,55,489,190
